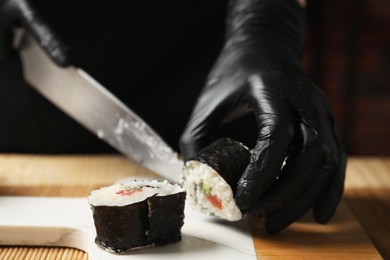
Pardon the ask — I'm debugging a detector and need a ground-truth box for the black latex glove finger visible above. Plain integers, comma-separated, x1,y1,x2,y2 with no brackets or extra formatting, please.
234,72,295,211
249,122,328,218
265,159,336,235
313,128,347,223
0,0,69,66
179,79,241,160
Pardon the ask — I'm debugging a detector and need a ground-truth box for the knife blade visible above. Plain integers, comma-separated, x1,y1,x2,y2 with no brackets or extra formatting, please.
13,28,182,182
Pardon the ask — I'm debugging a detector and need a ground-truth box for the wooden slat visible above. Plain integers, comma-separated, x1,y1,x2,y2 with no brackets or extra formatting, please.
0,247,88,260
0,154,157,186
0,185,98,197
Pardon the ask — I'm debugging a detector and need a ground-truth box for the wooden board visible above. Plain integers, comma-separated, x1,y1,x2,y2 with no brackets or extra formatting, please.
250,201,380,259
0,154,384,259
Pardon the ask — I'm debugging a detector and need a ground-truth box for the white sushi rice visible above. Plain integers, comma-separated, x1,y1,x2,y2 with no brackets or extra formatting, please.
89,180,184,207
181,161,242,221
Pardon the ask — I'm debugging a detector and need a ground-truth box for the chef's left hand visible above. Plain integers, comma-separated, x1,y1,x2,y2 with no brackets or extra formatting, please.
180,0,347,234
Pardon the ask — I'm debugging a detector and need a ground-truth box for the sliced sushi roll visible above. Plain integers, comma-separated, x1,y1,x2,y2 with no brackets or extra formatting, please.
181,138,250,221
88,180,186,253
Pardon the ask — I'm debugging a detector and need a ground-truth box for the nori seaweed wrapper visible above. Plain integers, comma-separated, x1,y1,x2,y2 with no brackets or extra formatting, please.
147,192,186,245
90,185,186,253
91,201,149,253
187,137,251,193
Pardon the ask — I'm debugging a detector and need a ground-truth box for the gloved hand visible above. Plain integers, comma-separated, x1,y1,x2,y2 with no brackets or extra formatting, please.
0,0,69,66
180,0,347,234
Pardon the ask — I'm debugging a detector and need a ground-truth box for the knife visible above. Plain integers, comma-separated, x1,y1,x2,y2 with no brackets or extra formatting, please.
13,28,182,182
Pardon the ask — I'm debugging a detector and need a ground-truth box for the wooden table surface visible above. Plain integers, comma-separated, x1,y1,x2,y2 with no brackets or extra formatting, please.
0,155,388,259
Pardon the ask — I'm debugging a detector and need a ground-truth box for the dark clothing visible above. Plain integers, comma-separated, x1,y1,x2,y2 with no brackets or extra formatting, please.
0,0,227,153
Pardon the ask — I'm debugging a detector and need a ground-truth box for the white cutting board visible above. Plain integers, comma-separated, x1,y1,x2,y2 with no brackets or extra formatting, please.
0,196,256,260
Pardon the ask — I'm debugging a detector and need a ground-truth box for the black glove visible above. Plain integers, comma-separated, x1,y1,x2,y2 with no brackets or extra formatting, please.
0,0,69,66
180,0,347,234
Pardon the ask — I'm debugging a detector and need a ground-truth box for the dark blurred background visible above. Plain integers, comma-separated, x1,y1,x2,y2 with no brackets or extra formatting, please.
304,0,390,155
1,0,389,156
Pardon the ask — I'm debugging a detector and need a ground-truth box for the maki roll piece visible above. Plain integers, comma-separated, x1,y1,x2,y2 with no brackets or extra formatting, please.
147,193,185,246
88,180,186,253
181,138,251,221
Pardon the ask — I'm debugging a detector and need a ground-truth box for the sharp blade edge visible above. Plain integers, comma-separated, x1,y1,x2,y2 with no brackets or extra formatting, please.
15,29,182,182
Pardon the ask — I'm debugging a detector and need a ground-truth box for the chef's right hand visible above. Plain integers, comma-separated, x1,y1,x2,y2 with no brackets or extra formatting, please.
0,0,69,66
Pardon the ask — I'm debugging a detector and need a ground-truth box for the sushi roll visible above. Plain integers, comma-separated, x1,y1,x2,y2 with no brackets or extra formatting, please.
88,180,186,253
181,138,250,221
